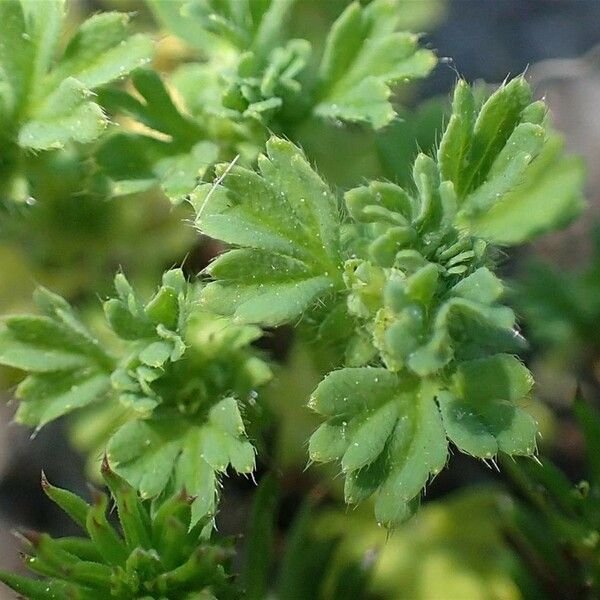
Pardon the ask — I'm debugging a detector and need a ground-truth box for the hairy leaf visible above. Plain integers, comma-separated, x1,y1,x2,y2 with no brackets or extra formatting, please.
193,136,343,326
0,288,113,426
309,369,447,527
434,77,584,243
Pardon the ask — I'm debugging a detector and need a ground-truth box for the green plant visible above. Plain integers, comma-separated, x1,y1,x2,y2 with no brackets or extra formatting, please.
0,0,151,204
0,270,270,528
193,76,584,526
500,394,600,599
0,460,237,599
0,0,589,597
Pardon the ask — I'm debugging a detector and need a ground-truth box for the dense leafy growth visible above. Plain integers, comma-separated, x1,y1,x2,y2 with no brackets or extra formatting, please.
0,270,271,527
0,461,237,599
0,0,591,597
0,0,152,202
101,0,437,204
156,0,436,129
195,76,584,525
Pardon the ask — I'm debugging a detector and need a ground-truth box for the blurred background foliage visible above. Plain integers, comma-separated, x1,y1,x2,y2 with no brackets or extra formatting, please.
0,1,599,599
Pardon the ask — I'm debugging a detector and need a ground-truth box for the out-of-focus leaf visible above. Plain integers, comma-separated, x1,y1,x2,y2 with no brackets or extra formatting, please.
314,0,436,128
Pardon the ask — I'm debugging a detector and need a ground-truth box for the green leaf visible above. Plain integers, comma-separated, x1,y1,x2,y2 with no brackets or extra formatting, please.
438,354,536,458
194,136,343,326
374,385,447,527
41,472,90,530
452,354,533,404
451,267,504,304
434,77,585,244
460,136,585,244
341,400,398,472
182,0,296,58
46,12,152,89
19,78,106,149
2,470,236,598
308,367,401,417
0,0,64,119
437,80,475,190
308,419,349,464
107,397,256,527
438,391,537,458
314,0,436,128
461,77,533,193
0,290,113,427
97,70,216,203
107,419,184,500
148,0,214,51
309,369,446,527
0,1,152,194
15,369,111,427
0,1,153,203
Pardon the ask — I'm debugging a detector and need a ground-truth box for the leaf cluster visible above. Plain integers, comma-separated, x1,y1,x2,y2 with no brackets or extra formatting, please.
0,270,271,528
0,0,152,202
98,0,436,204
194,75,584,526
0,461,237,599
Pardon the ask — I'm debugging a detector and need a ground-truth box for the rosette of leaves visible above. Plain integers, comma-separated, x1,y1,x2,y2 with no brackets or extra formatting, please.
0,269,271,527
154,0,436,129
0,461,237,599
0,0,152,203
193,76,584,526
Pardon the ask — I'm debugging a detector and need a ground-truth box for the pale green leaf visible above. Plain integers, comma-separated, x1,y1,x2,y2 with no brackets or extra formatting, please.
437,80,474,190
376,386,447,499
450,267,504,305
19,78,106,149
308,371,446,527
308,419,349,463
314,0,436,128
308,367,401,417
452,354,533,404
459,137,585,244
48,13,152,88
341,401,398,472
175,427,218,525
107,419,184,500
0,292,113,416
15,370,110,427
438,390,537,458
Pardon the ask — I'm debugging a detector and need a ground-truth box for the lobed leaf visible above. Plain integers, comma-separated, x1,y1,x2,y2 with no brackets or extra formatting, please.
194,136,343,326
314,0,436,128
433,77,585,243
0,290,113,426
